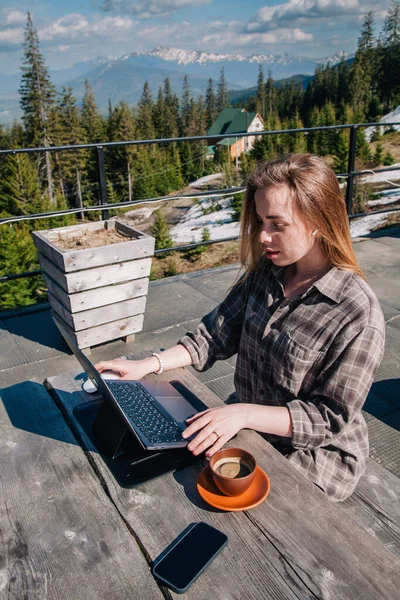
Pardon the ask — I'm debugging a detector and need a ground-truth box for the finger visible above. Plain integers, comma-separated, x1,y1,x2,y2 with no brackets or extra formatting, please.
182,413,213,439
190,432,220,456
185,408,212,423
205,436,226,458
187,425,218,452
95,361,124,375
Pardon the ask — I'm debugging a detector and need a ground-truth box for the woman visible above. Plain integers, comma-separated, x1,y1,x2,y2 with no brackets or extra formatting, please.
96,154,385,501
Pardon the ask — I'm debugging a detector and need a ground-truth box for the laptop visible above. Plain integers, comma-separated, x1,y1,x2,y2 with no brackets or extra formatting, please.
54,317,208,452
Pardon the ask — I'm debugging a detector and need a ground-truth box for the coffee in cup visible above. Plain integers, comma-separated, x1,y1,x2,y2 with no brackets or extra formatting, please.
209,448,256,496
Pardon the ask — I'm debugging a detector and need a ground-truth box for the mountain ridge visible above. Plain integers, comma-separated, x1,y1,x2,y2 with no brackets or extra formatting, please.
0,46,349,126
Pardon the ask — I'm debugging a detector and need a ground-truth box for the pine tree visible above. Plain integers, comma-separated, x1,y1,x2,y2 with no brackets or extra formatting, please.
256,65,266,119
81,79,105,201
216,68,229,113
383,150,396,165
81,80,104,143
180,75,192,135
136,82,155,139
349,12,376,115
107,101,136,201
306,106,320,154
289,111,307,153
153,86,165,138
0,153,42,216
0,223,41,309
337,53,350,105
19,11,56,204
265,71,277,118
55,87,88,216
373,142,384,166
150,209,173,250
333,132,349,173
380,0,400,109
205,78,217,129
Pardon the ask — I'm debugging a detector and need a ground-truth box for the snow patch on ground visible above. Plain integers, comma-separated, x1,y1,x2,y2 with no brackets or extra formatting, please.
364,106,400,141
170,197,240,242
360,164,400,184
170,198,400,244
350,211,400,237
367,188,400,207
189,173,224,188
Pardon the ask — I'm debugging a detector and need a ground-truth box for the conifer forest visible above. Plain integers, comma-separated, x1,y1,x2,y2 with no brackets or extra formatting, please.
1,4,400,309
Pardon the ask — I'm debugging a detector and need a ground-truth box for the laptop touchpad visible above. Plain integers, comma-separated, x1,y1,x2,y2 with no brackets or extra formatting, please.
156,396,197,422
143,381,198,422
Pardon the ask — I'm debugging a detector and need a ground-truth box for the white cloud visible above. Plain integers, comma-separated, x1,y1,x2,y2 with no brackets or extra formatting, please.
0,7,25,47
38,13,136,42
0,26,23,45
5,10,26,26
245,0,390,33
99,0,211,19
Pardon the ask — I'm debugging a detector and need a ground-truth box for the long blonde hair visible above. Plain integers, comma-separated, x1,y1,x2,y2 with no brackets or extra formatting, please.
240,153,365,280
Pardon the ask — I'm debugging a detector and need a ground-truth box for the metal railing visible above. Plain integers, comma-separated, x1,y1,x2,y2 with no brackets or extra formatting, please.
1,121,400,287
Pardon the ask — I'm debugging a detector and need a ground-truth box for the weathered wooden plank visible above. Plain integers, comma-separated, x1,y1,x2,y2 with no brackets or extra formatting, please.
54,313,144,348
33,231,66,271
34,220,154,273
45,368,400,600
40,253,151,294
44,273,149,313
340,458,400,558
62,236,154,273
50,294,147,331
0,379,162,600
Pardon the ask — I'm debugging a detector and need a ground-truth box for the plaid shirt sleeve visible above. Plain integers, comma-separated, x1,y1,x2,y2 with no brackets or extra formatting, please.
178,273,253,372
288,324,385,450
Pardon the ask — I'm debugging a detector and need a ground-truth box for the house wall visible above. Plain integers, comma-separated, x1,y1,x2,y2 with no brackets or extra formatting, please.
230,138,245,160
245,115,264,151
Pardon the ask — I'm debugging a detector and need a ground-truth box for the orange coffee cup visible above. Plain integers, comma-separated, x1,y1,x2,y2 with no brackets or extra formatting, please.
209,448,256,496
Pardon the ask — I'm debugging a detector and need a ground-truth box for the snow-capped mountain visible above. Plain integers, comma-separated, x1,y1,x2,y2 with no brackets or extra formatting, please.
0,46,348,125
133,46,347,68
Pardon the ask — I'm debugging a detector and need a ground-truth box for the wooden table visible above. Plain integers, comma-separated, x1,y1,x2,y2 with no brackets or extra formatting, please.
1,367,399,599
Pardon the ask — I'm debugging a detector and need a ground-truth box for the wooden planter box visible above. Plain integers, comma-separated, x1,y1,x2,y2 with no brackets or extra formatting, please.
33,219,155,350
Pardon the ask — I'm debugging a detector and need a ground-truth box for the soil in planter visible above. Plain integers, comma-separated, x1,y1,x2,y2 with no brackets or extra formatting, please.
54,227,131,250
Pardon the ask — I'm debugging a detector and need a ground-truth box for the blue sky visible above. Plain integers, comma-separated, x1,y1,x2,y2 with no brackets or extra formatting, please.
0,0,393,74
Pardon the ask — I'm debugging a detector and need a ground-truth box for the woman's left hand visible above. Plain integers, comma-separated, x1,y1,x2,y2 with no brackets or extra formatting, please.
182,404,249,458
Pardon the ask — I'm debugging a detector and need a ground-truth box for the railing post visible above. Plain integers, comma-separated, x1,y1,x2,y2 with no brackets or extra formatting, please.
345,125,358,215
96,145,109,220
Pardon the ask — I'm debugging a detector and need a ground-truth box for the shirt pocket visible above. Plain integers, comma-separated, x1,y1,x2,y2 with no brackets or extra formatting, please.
268,330,324,397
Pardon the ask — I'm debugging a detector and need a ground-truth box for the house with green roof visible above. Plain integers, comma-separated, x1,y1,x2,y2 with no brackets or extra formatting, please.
207,108,264,161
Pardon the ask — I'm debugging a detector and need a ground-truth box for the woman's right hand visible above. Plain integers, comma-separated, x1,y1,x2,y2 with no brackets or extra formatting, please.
94,358,153,381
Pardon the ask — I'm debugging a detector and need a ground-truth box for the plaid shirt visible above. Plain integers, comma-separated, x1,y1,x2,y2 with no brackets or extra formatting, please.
179,261,385,501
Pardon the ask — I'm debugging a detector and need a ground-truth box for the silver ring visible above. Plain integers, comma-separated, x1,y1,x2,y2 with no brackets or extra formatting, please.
210,432,219,440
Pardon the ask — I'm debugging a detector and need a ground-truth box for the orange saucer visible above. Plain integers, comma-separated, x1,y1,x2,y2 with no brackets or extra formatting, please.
197,465,270,511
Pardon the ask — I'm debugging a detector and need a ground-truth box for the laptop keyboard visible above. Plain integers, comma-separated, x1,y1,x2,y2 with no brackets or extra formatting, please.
108,381,184,444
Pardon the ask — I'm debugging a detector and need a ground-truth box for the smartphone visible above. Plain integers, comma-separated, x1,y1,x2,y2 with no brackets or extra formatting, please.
152,522,228,594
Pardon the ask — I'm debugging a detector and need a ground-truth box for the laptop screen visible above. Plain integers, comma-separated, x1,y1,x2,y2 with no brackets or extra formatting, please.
53,316,112,400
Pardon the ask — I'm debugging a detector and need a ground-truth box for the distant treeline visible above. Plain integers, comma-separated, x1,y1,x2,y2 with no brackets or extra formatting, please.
0,4,399,309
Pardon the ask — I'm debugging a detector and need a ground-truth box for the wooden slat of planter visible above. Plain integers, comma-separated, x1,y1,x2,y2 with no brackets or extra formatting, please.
33,221,106,271
34,220,154,273
45,368,400,600
56,313,144,348
40,253,151,293
50,294,147,331
0,379,162,600
62,236,154,273
43,273,149,313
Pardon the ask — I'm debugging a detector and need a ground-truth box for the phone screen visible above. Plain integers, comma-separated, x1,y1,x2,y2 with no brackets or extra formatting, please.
154,523,227,591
